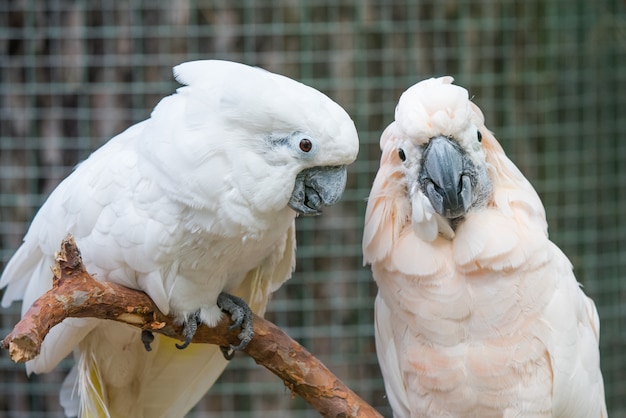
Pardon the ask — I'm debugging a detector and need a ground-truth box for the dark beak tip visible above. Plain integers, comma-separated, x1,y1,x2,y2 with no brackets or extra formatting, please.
288,201,321,216
421,137,474,219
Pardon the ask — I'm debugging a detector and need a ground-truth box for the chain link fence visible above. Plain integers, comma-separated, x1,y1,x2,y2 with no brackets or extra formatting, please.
1,1,625,416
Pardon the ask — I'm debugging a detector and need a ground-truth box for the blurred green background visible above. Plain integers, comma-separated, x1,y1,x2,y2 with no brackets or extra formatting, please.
1,1,624,417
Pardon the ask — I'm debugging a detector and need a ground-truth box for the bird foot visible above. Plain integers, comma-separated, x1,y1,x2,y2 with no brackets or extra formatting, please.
173,293,254,359
216,292,254,360
141,330,155,352
175,311,201,350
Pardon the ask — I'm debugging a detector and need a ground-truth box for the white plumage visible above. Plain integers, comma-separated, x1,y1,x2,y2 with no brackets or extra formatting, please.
1,60,359,417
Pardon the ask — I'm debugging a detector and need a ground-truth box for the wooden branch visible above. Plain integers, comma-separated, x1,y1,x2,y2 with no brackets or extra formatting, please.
1,236,382,418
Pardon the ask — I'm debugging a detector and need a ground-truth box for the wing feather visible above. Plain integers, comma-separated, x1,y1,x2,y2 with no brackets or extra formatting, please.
0,122,151,374
375,294,410,418
363,125,411,264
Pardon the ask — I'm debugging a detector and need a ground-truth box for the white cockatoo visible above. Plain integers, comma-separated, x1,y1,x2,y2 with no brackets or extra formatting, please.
363,77,606,417
0,60,359,417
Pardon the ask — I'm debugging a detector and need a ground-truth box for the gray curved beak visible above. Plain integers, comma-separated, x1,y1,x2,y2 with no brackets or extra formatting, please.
288,166,347,216
419,136,473,219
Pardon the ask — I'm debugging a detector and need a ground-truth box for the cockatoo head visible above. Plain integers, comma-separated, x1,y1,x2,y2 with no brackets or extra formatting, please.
386,76,493,241
143,60,359,219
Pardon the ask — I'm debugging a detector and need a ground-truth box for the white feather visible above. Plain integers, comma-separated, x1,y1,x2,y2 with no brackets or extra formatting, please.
375,295,411,418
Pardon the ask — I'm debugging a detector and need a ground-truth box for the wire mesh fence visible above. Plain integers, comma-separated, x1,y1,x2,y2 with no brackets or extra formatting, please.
0,0,624,417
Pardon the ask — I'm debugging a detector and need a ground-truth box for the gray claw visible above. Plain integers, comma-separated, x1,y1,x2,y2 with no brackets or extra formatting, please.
217,292,254,359
141,330,155,352
176,311,201,350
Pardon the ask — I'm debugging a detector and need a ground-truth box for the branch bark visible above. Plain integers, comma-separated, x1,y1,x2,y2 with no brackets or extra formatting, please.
1,235,383,418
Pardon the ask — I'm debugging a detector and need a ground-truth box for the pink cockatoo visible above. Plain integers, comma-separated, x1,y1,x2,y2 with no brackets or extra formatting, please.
363,76,606,417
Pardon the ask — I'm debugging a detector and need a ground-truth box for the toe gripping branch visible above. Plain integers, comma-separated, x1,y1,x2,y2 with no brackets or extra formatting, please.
174,292,254,360
216,292,254,360
175,311,201,350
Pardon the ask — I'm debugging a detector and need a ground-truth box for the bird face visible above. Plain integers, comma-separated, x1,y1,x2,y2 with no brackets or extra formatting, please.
387,77,494,241
397,127,493,234
262,130,355,216
396,125,493,241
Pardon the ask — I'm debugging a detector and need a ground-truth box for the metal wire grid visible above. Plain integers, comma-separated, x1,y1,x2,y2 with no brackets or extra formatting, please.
1,0,625,416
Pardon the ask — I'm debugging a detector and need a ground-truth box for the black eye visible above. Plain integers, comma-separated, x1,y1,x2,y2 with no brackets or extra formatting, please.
477,130,482,142
398,148,406,162
299,138,313,152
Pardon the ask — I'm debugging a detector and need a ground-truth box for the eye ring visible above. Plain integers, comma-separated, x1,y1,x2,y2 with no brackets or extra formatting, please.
477,130,483,142
398,148,406,162
299,138,313,152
